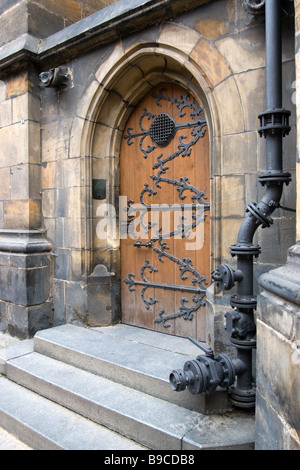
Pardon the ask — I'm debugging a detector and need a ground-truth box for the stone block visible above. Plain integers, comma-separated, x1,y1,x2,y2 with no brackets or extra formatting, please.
54,248,71,281
0,3,28,47
92,124,115,157
54,217,64,247
255,389,286,450
221,175,245,218
158,23,200,56
257,217,296,266
213,76,244,135
195,18,230,40
87,269,121,326
129,53,165,84
12,93,40,124
41,126,58,162
52,279,66,326
3,200,41,230
0,122,28,168
62,158,82,188
28,121,41,165
66,187,82,218
5,71,29,99
42,190,56,219
0,252,51,306
0,168,11,200
190,38,231,88
0,99,12,127
222,132,258,176
258,290,297,340
53,189,68,218
42,119,72,162
205,285,234,356
42,161,63,190
70,249,83,280
235,68,266,132
7,302,53,339
27,2,65,37
65,280,88,325
0,300,7,332
215,27,265,75
10,164,41,201
256,389,300,450
256,317,300,434
94,90,123,128
82,0,120,18
37,0,82,24
220,218,243,260
64,219,83,250
108,64,144,100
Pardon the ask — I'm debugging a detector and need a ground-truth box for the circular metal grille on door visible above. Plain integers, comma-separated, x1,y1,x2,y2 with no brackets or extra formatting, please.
149,113,176,147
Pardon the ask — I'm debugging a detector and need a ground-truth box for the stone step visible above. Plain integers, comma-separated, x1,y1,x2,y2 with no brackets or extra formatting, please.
0,376,146,450
33,324,227,413
6,351,254,450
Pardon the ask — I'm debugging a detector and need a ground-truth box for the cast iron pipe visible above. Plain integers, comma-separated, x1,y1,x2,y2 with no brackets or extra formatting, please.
169,0,291,409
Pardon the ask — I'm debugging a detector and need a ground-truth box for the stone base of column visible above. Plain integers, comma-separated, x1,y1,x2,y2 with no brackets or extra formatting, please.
0,230,53,339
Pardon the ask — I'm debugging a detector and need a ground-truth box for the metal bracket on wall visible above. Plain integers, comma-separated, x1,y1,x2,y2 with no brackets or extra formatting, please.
243,0,265,13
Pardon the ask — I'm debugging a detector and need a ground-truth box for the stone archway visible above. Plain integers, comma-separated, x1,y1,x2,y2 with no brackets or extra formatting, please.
72,35,239,328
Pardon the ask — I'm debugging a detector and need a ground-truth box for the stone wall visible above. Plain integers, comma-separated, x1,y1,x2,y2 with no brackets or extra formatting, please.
0,0,299,448
0,0,296,343
0,65,53,338
35,0,295,341
0,0,118,46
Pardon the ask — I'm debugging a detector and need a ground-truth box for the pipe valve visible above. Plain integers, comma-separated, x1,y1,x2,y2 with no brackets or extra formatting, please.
211,264,243,291
169,336,235,395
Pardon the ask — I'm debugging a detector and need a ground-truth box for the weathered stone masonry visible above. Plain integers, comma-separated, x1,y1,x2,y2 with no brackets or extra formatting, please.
0,0,298,449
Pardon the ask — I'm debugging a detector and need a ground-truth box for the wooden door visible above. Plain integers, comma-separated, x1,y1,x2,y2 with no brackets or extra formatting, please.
120,83,210,339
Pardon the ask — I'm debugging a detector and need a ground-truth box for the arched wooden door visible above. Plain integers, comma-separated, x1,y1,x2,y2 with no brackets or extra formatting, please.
120,83,210,339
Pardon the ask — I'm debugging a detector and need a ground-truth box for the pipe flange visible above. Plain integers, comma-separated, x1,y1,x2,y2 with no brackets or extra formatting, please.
229,385,256,409
230,336,257,349
258,171,292,186
230,294,257,310
215,354,235,388
246,202,273,228
230,244,261,258
258,108,291,138
183,360,207,395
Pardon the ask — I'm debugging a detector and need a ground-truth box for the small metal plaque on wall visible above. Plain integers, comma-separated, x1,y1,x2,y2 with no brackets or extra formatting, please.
92,179,106,200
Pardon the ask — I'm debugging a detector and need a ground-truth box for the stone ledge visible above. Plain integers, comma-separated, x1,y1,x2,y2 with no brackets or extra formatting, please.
0,230,52,253
0,0,211,77
259,244,300,306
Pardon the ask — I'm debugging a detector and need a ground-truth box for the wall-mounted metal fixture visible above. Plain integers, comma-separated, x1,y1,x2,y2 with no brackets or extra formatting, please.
92,179,107,200
243,0,265,12
39,67,69,88
170,0,292,410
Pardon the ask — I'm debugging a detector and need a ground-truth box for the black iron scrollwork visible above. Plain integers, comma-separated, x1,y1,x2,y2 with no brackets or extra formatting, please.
123,89,210,328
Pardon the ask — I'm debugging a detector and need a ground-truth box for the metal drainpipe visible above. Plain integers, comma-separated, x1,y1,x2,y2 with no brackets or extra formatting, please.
169,0,291,410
